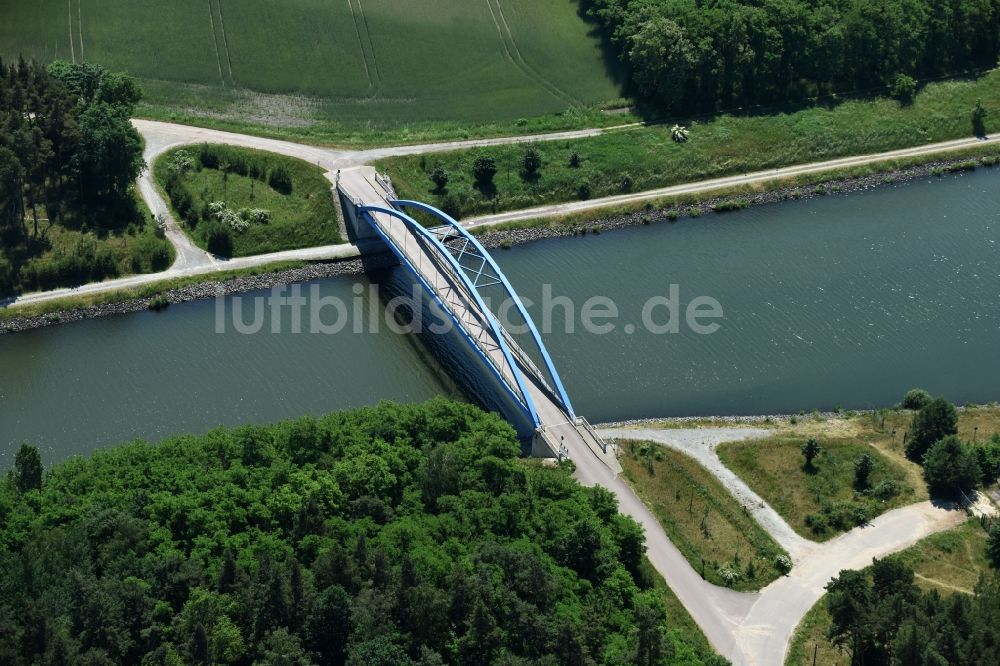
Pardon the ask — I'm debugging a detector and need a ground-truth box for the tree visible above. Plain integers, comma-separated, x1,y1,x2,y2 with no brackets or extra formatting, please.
826,569,873,662
987,521,1000,568
268,166,292,195
854,453,875,490
626,16,697,106
902,388,932,410
96,71,143,112
520,147,542,178
428,166,448,193
205,223,233,257
922,436,980,499
801,438,822,470
973,101,989,138
471,156,497,186
75,103,145,204
891,74,918,104
906,397,958,461
14,444,43,494
568,151,581,168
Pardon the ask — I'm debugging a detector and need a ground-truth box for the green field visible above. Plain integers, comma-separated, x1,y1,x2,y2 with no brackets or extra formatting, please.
380,70,1000,218
0,0,621,136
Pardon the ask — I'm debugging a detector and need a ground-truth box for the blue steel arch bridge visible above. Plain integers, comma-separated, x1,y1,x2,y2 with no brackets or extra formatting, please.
337,166,616,470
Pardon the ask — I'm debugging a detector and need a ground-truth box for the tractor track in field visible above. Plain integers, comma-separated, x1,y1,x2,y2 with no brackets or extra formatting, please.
346,0,378,95
484,0,579,108
207,0,225,86
215,0,235,85
355,0,383,85
76,0,84,60
67,0,76,63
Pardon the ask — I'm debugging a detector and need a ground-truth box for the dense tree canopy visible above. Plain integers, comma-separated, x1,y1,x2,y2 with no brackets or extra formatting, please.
581,0,1000,111
0,58,148,295
826,557,1000,665
0,400,719,665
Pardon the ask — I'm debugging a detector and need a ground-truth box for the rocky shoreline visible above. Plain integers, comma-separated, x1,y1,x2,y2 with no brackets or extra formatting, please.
2,152,997,335
595,402,998,429
474,153,1000,250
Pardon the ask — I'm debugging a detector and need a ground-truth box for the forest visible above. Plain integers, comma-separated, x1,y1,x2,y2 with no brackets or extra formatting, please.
0,399,722,665
581,0,1000,111
825,556,1000,665
0,58,163,297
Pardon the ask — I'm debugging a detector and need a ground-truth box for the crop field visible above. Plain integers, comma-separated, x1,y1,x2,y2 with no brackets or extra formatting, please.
0,0,621,132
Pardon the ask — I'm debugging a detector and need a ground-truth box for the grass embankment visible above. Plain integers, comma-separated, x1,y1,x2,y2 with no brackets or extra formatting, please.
472,145,1000,235
379,70,1000,219
786,518,993,665
154,145,341,257
0,261,307,325
620,440,788,590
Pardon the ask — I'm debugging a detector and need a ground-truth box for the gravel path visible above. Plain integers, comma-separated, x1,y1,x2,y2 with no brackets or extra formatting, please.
597,426,964,665
600,427,817,559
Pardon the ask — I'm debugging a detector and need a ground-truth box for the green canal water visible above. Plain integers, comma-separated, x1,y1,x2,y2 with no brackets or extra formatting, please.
2,170,998,464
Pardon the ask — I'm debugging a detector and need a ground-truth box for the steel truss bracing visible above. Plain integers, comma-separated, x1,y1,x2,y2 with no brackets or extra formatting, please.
358,204,541,428
390,199,576,420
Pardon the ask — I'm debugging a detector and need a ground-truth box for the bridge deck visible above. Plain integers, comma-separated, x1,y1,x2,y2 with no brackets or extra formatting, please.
338,167,620,474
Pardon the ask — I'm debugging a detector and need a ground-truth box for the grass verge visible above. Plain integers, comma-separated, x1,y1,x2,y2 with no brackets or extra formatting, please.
380,70,1000,219
0,260,307,325
639,558,718,661
620,440,788,591
471,145,1000,234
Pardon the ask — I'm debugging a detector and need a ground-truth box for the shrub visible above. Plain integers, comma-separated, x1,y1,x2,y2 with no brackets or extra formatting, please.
429,166,449,193
891,74,917,105
973,101,989,138
922,435,980,498
718,568,740,587
868,480,900,501
472,156,497,186
150,245,171,272
774,554,793,575
905,397,958,461
268,166,293,195
148,294,170,311
671,124,689,143
854,453,875,490
577,181,591,200
198,143,219,169
521,147,542,177
166,149,196,176
902,388,932,410
568,152,582,168
205,223,233,256
620,173,633,192
712,198,748,213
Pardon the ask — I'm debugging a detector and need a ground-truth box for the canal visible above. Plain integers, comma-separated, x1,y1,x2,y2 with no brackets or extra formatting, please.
2,170,998,464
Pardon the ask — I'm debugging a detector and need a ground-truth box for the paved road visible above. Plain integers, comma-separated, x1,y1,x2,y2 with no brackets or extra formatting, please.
598,428,964,666
601,428,816,559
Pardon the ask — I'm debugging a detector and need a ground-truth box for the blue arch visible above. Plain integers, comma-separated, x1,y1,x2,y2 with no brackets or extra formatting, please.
391,199,576,420
358,204,541,428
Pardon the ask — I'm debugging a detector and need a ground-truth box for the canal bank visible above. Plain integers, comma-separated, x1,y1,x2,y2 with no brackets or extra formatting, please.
2,165,998,461
2,150,999,334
